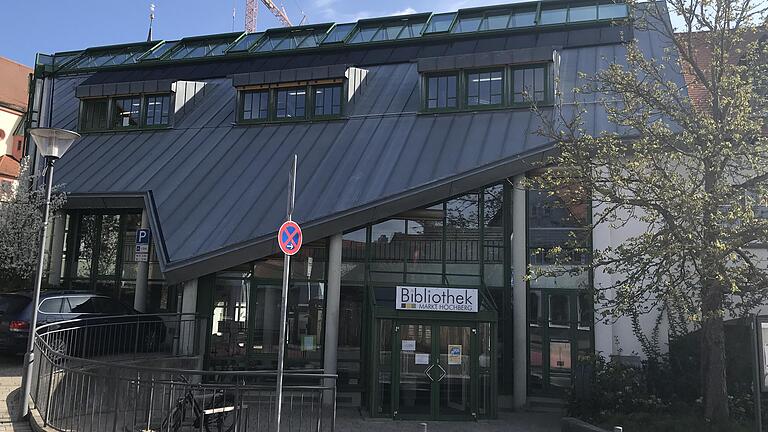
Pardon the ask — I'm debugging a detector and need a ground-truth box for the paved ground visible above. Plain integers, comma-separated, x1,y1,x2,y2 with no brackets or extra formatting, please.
335,408,561,432
0,354,31,432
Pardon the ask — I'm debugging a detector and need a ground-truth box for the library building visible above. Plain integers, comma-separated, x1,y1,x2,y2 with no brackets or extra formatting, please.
27,0,680,419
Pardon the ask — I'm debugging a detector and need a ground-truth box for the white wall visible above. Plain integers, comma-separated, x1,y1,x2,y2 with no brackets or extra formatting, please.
0,107,23,156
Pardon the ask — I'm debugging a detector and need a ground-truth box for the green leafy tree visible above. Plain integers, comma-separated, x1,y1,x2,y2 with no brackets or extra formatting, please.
0,157,66,291
535,0,768,426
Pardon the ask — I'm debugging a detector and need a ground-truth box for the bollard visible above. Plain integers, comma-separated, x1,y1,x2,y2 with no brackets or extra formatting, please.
419,422,428,432
613,427,623,432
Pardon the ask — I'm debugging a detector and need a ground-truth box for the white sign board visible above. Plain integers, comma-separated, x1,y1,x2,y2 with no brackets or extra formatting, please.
415,353,430,365
396,286,478,313
401,340,416,351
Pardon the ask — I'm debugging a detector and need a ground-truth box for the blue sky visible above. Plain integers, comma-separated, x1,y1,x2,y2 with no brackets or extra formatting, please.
3,0,518,67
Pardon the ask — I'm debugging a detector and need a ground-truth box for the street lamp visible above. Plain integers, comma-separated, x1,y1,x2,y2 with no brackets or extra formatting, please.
19,127,79,420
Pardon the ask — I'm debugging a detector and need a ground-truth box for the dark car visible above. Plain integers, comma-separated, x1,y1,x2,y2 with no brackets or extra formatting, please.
0,291,166,357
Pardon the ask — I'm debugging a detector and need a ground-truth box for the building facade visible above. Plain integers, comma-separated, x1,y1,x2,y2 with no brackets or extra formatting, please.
27,0,682,419
0,56,31,195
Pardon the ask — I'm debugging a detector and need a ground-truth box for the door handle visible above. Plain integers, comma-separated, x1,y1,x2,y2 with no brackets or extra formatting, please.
435,364,447,382
424,364,435,382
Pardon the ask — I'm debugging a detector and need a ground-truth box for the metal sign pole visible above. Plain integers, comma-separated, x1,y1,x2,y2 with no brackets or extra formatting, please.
275,154,297,432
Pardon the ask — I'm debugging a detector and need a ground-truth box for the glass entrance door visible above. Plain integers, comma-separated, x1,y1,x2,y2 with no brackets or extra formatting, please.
393,322,475,420
397,323,433,417
528,289,593,395
437,325,472,417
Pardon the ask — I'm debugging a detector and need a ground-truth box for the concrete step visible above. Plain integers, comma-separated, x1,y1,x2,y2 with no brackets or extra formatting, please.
527,396,567,414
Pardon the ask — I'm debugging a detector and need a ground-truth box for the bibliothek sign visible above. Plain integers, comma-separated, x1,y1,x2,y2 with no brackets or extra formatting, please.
396,286,478,313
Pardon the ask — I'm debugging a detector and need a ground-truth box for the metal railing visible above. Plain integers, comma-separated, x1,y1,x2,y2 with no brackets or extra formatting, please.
29,313,337,432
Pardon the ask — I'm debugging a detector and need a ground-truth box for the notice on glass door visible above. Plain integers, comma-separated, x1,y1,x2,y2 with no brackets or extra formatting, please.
448,345,462,365
415,353,430,365
402,340,416,351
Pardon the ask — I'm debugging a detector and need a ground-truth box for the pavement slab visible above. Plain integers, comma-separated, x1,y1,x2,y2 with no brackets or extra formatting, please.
0,354,31,432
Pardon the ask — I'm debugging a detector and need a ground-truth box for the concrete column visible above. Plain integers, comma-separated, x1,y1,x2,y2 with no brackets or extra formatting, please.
323,234,343,403
180,279,199,359
47,214,66,287
134,209,150,312
512,175,527,409
592,198,615,358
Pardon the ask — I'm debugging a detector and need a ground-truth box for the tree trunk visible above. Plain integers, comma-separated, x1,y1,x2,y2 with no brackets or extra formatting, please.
700,282,729,426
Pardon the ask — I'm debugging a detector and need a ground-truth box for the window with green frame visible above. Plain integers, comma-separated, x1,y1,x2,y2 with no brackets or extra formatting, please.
467,69,505,107
112,97,142,129
237,82,344,123
425,74,458,110
422,64,550,112
80,98,109,131
79,93,173,132
512,64,548,104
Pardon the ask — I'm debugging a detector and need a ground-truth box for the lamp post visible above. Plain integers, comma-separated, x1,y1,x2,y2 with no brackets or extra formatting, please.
19,127,79,420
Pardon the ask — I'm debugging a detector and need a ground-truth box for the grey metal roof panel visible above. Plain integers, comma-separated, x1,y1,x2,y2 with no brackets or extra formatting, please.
50,15,683,280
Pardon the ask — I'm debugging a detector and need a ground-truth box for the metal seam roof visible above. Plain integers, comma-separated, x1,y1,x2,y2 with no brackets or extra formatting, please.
50,7,684,281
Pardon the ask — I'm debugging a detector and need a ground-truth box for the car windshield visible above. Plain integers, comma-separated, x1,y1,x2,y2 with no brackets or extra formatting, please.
0,294,30,316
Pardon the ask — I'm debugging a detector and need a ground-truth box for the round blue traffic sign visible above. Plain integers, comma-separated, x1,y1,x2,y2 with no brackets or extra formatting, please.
278,220,302,256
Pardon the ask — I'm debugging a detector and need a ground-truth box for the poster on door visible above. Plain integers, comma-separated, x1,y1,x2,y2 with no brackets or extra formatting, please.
448,344,462,365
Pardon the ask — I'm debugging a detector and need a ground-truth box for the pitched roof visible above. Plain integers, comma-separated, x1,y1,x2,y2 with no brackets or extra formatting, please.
676,28,768,111
0,155,20,179
0,57,31,113
50,4,682,283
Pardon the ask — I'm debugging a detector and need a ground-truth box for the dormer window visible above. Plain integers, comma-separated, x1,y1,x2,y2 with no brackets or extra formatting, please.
237,81,346,123
80,99,109,131
144,94,172,126
276,87,307,119
113,97,141,129
78,93,174,132
421,63,551,112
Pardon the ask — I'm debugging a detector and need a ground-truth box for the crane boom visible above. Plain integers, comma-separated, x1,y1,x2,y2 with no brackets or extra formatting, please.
244,0,293,32
245,0,257,32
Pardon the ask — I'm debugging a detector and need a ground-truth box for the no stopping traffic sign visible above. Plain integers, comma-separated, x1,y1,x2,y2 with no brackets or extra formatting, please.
278,220,302,255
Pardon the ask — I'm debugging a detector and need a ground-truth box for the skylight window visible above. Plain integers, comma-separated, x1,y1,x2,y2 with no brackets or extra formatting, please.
508,10,537,27
321,23,356,44
481,13,511,31
167,37,236,60
140,42,179,61
254,27,331,52
452,15,483,33
349,16,428,43
423,12,456,33
228,33,264,52
569,5,597,22
63,44,156,70
598,3,628,19
348,27,379,43
539,8,568,25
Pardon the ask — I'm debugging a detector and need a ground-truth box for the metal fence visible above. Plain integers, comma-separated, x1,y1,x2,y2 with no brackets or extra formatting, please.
29,313,337,432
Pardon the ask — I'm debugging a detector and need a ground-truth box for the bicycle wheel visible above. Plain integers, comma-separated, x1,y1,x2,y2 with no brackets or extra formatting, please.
202,394,237,432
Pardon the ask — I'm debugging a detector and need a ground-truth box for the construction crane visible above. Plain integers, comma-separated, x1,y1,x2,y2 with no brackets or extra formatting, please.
245,0,293,33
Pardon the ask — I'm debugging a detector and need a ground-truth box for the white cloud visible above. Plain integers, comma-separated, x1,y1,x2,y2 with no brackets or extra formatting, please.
390,7,418,16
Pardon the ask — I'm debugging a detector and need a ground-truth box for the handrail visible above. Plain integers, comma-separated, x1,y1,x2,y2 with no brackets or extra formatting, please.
30,312,338,432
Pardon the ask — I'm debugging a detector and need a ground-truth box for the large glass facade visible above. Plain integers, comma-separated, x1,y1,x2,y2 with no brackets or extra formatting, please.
208,240,328,371
526,171,592,395
57,211,174,313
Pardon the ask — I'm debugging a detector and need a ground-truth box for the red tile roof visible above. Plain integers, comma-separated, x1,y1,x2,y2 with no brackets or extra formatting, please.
676,29,767,111
0,155,20,179
0,57,32,113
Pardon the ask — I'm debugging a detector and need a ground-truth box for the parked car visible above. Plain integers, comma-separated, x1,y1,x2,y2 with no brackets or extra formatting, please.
0,291,166,357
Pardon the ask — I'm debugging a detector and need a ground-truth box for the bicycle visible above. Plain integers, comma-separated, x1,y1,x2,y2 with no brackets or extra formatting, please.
131,374,239,432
